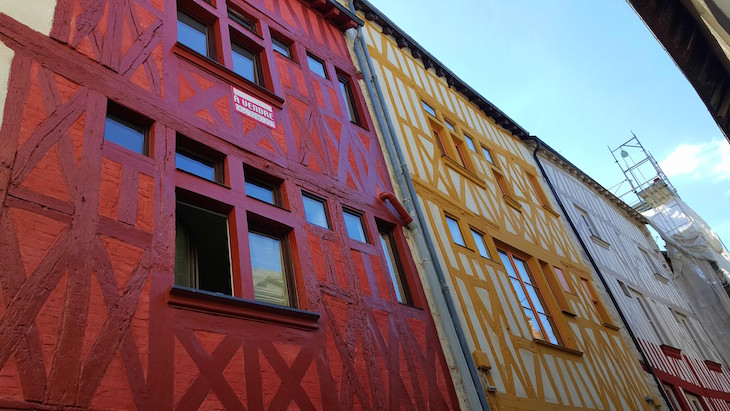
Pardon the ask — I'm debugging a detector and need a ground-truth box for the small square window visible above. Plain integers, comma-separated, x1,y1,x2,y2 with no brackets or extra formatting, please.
445,120,455,132
177,10,214,59
343,209,367,243
465,135,476,152
379,228,411,304
302,192,329,229
470,228,491,259
249,230,292,306
175,135,224,183
482,146,494,164
227,6,256,34
422,100,436,117
307,53,327,79
272,36,292,58
338,75,361,125
231,42,262,85
244,165,282,206
104,104,149,155
175,200,232,295
445,215,465,247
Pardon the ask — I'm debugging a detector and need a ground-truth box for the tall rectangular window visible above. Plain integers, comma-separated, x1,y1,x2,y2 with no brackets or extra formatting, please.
433,130,448,155
343,209,367,243
302,192,329,229
633,290,667,342
581,278,614,325
307,53,327,78
231,42,261,85
494,171,510,196
175,201,232,295
338,75,361,125
553,267,571,293
673,311,710,359
499,249,562,345
249,231,292,306
470,228,491,259
104,105,149,155
379,229,410,304
575,205,600,238
177,10,214,58
464,135,476,152
445,215,466,247
454,139,470,170
482,146,495,164
527,173,551,208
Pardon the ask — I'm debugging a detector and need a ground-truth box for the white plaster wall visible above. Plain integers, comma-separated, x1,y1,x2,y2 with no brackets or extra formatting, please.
1,0,57,36
0,41,14,129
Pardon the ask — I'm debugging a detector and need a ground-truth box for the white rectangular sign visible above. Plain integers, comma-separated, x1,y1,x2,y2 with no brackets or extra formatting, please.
232,86,275,128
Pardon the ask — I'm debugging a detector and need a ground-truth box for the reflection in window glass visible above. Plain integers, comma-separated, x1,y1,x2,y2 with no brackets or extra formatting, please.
177,11,211,57
380,230,409,304
104,114,146,155
176,151,216,181
272,37,291,58
470,229,490,258
343,210,367,242
249,231,290,306
465,135,476,152
445,120,455,132
232,43,258,84
307,53,327,78
499,249,561,345
246,180,275,204
303,193,329,228
445,216,465,246
482,146,494,164
422,100,436,117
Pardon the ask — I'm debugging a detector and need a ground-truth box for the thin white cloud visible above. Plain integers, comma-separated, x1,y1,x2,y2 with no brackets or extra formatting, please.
660,138,730,181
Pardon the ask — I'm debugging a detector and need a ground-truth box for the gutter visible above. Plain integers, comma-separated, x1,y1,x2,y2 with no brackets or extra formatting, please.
525,136,675,411
347,4,491,410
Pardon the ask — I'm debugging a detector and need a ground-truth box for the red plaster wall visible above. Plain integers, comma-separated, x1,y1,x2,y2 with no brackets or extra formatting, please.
0,0,459,409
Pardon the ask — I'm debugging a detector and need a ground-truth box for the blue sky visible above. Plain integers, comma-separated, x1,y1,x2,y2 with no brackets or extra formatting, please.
368,0,730,247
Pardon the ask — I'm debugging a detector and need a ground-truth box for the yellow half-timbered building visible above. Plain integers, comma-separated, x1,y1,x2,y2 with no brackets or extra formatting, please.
348,1,666,409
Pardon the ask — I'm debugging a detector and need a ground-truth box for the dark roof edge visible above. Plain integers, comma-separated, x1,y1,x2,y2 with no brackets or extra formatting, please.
306,0,363,30
525,136,649,226
352,0,530,139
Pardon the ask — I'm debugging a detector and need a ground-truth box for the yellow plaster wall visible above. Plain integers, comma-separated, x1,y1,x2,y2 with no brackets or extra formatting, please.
359,18,659,411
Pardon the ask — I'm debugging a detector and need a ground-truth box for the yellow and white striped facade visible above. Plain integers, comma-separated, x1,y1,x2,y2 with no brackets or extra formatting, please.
354,9,665,411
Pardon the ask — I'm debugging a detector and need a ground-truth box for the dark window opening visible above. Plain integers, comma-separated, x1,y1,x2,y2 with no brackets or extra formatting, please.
338,75,361,125
175,201,232,295
378,226,411,304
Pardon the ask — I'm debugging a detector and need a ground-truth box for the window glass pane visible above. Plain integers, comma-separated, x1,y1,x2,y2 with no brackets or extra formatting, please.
104,114,146,154
510,278,528,308
303,194,329,228
232,43,257,83
422,100,436,117
512,257,533,284
338,77,359,123
445,216,465,246
177,12,209,57
482,146,494,163
272,37,291,57
445,121,455,131
307,53,327,78
465,136,476,152
249,232,290,306
524,283,546,313
554,267,571,292
471,229,490,258
523,308,543,340
380,231,408,303
539,313,559,344
343,210,367,242
176,151,216,181
228,7,255,32
499,251,517,278
175,201,232,295
245,180,275,204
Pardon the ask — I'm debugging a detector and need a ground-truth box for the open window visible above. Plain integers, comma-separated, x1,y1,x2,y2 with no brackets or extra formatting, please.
175,199,233,295
337,74,361,125
378,225,411,305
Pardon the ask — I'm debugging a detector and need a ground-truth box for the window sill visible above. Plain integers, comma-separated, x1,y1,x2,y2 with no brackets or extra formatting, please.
168,286,320,330
173,42,285,109
590,235,611,249
503,195,522,212
442,156,487,189
602,322,620,331
176,168,230,188
533,339,583,357
542,204,560,218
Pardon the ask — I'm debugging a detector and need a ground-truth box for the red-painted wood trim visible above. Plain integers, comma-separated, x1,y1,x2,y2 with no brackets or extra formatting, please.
661,344,683,359
173,42,285,109
704,359,723,372
168,286,320,330
378,192,413,225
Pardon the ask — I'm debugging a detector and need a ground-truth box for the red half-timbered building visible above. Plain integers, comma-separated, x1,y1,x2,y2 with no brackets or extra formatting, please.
0,0,458,409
